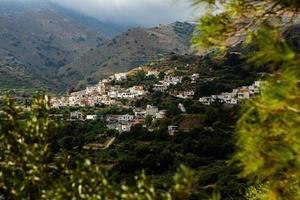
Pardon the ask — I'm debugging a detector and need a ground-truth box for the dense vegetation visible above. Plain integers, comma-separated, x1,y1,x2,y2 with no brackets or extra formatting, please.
52,100,242,198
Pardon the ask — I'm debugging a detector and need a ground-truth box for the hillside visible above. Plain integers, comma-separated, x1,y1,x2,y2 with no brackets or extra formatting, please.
58,22,195,90
0,8,106,91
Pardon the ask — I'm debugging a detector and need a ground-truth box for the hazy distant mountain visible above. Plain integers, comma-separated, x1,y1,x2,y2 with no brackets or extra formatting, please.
58,22,195,90
0,0,127,91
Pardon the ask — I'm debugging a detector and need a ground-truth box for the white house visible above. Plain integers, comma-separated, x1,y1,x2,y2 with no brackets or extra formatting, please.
118,92,135,99
86,86,97,94
87,96,100,107
134,110,147,119
177,91,195,99
108,91,118,99
248,85,260,95
147,70,160,77
199,97,213,105
191,73,200,83
238,88,250,99
106,115,120,123
164,76,183,86
118,114,135,122
218,92,236,103
51,97,66,108
100,79,110,84
229,98,238,105
96,83,106,94
70,91,85,98
128,86,145,96
156,110,167,119
86,115,97,120
101,98,116,106
168,125,178,136
121,124,132,133
248,85,257,95
70,111,84,120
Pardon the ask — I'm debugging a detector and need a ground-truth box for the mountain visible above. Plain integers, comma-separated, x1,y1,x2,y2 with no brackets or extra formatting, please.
58,21,195,90
0,0,126,91
0,1,195,93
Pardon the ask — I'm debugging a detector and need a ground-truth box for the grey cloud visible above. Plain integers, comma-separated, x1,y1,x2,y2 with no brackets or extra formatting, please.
49,0,198,27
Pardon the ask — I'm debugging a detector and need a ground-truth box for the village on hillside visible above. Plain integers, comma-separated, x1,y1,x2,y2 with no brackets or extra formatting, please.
51,64,264,135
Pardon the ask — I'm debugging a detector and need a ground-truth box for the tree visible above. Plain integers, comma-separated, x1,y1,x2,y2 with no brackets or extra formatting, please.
158,71,166,80
145,115,153,128
191,0,300,199
158,150,174,171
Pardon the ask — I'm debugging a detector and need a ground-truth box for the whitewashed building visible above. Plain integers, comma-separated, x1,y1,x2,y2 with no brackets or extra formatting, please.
128,86,146,96
199,97,214,105
168,125,178,136
147,70,160,77
177,91,195,99
191,73,200,83
164,76,183,86
118,114,135,122
86,115,97,120
156,110,167,119
238,88,250,99
70,111,84,120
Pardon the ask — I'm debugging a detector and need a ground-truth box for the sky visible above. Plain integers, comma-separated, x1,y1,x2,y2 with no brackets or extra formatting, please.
48,0,201,27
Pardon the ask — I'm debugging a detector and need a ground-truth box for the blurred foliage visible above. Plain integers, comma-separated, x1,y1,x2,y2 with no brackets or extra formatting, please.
190,0,300,199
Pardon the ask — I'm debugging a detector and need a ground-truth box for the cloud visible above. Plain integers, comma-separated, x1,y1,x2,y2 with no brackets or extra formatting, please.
49,0,198,27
